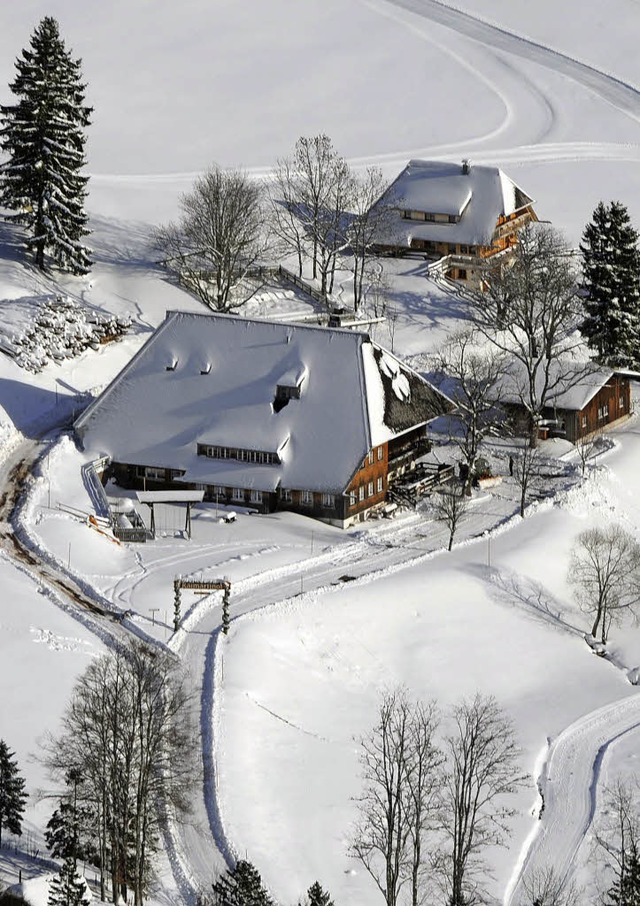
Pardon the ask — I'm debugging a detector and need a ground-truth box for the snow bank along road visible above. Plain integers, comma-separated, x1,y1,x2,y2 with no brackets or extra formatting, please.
506,691,640,905
381,0,640,123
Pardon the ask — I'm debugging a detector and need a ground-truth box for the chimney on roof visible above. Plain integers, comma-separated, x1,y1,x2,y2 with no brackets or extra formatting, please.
462,158,470,175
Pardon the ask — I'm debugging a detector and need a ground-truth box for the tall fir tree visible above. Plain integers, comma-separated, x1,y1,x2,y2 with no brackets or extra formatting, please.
301,881,335,906
47,852,91,906
211,860,273,906
0,16,92,275
0,739,27,846
580,200,640,367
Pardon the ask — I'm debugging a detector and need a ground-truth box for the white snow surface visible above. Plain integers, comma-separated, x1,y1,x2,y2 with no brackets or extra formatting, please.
0,2,640,906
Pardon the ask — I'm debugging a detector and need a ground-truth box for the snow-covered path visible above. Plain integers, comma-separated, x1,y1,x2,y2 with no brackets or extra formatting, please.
380,0,640,123
506,692,640,904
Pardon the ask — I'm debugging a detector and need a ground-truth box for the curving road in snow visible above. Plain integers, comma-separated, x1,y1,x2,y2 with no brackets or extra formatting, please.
379,0,640,123
506,691,640,905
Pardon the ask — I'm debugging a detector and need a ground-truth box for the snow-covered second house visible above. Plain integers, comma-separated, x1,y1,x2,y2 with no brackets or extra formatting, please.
373,159,537,288
74,312,453,527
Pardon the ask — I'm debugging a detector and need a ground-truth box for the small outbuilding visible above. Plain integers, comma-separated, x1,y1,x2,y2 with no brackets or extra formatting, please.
500,364,635,442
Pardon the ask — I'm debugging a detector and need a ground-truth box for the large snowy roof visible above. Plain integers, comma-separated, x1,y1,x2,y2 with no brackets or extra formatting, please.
75,312,451,494
377,159,534,248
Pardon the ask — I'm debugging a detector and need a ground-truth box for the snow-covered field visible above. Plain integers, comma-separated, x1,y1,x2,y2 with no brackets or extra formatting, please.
1,1,640,904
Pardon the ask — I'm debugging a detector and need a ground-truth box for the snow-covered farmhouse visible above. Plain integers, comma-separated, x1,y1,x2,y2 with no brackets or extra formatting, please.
74,312,452,527
374,159,537,288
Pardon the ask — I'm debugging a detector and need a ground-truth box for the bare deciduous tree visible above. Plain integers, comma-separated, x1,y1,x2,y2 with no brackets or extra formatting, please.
569,524,640,643
439,694,524,906
437,330,507,493
156,166,271,312
512,441,541,518
518,866,581,906
350,689,442,906
351,689,413,906
346,167,391,311
44,641,196,906
573,428,603,479
269,154,307,277
406,700,444,906
471,224,583,447
432,486,469,551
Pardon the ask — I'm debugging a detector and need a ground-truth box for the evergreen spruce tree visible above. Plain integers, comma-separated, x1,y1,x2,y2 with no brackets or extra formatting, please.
0,16,92,274
580,200,640,367
301,881,335,906
607,849,640,906
0,739,27,846
45,800,98,867
47,853,91,906
211,859,274,906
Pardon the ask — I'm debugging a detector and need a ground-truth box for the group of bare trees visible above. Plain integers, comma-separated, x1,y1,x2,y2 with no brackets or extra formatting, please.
156,133,391,314
350,689,524,906
44,641,196,906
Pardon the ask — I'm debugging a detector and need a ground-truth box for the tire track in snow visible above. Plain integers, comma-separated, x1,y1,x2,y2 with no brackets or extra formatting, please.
378,0,640,123
363,0,558,148
90,142,640,194
505,693,640,906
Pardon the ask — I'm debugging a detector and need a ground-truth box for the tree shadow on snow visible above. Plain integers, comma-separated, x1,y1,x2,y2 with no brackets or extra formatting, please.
88,213,160,270
468,562,584,637
385,286,472,337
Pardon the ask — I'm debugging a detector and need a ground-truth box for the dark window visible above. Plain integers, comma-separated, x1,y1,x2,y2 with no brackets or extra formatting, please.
274,384,301,413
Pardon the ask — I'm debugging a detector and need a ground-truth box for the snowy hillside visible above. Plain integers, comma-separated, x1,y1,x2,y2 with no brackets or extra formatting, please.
0,1,640,905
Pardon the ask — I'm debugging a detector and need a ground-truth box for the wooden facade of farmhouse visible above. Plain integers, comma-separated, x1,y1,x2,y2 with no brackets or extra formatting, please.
106,428,434,528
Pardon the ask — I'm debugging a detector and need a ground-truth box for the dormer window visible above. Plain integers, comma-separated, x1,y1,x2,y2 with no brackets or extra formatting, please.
277,384,300,401
273,364,307,412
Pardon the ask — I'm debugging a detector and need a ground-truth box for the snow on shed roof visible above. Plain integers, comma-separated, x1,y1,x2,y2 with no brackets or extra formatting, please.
135,490,204,503
377,159,534,248
498,361,621,412
75,312,451,495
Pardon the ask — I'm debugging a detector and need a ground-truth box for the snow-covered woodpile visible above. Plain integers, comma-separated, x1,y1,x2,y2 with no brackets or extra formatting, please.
0,295,131,372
